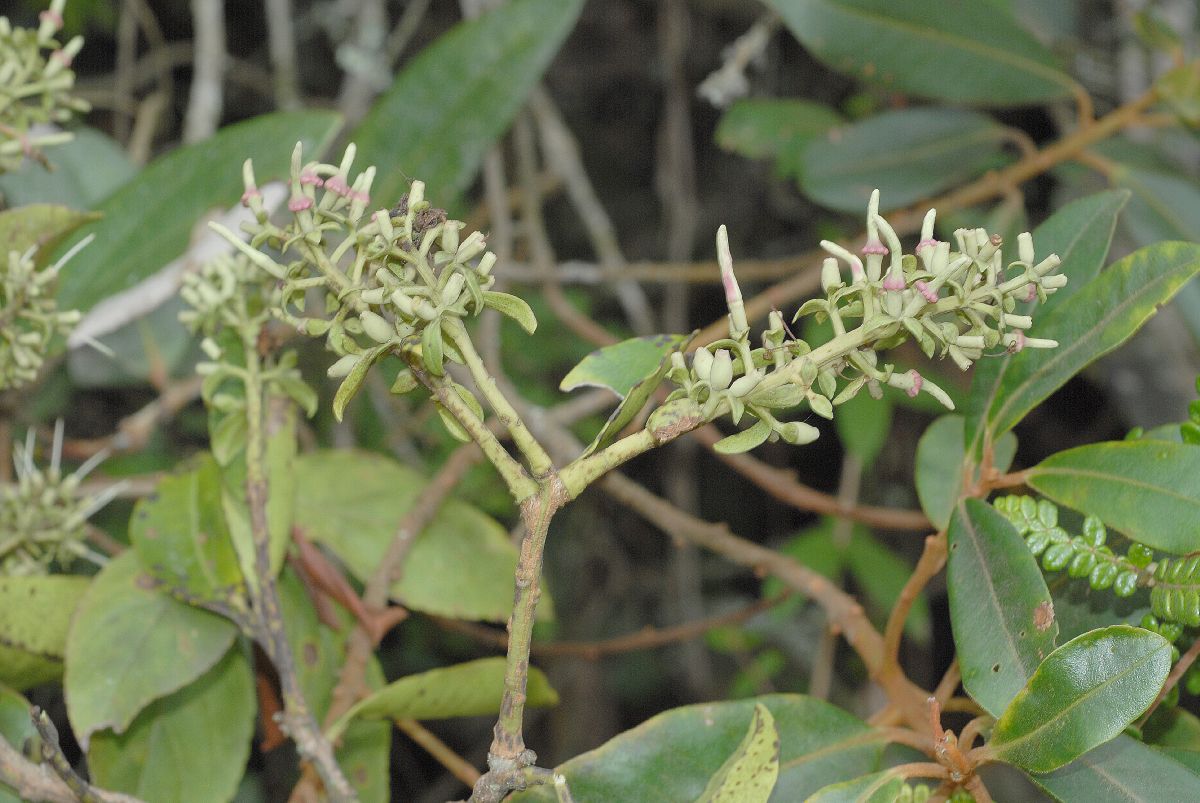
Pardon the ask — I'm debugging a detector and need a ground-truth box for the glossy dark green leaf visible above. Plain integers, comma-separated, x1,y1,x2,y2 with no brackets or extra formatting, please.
1027,440,1200,555
294,450,548,622
800,108,1011,213
964,191,1129,457
52,111,341,314
561,333,691,457
509,695,884,803
351,0,583,207
990,625,1171,773
915,415,1015,529
0,126,135,208
64,552,237,749
806,770,906,803
1036,733,1200,801
696,703,779,803
983,242,1200,442
88,646,255,803
715,99,843,180
0,575,89,691
332,657,557,739
482,290,537,335
768,0,1075,105
948,499,1057,717
129,454,244,604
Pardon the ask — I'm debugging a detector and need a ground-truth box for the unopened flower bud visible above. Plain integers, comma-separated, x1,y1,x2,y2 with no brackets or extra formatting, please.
1033,254,1061,276
327,354,359,378
200,337,222,360
1018,232,1035,266
709,349,733,391
441,272,466,305
1042,274,1068,289
457,231,487,263
390,289,415,316
821,258,844,293
476,252,497,277
441,221,462,254
413,298,438,321
408,181,425,210
692,347,714,381
360,310,394,343
778,421,820,445
729,371,762,398
360,287,387,305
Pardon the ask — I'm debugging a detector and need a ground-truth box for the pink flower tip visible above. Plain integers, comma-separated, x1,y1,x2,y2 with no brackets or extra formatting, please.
914,280,938,303
40,10,63,27
51,49,72,66
1023,283,1037,303
1009,331,1025,353
916,238,940,251
907,370,922,398
299,171,324,187
882,272,905,292
240,187,261,206
861,239,888,256
353,190,370,204
325,176,351,196
849,258,865,280
288,196,313,212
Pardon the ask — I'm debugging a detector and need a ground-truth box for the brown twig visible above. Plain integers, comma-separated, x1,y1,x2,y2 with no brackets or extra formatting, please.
396,719,481,789
932,659,961,706
432,593,790,659
883,532,946,665
690,424,931,530
26,707,145,803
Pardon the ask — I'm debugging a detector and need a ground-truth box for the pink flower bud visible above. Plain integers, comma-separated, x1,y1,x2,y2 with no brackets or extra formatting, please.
914,280,938,303
1009,331,1025,353
1023,283,1037,303
861,239,888,256
325,176,351,196
916,238,939,252
299,171,324,187
240,187,261,206
907,370,922,398
882,272,905,292
288,196,313,212
40,10,63,28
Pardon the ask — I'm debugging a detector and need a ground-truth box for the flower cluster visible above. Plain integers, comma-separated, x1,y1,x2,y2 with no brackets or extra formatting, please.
664,190,1067,453
0,425,117,576
0,0,88,173
0,237,89,390
212,143,532,405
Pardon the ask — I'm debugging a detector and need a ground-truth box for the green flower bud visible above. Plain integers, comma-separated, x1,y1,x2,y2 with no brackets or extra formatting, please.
441,272,466,305
709,349,733,391
777,420,820,445
692,348,713,381
359,310,394,343
327,354,359,378
728,371,762,398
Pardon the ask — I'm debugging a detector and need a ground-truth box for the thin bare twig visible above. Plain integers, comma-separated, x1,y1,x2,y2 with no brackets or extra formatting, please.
883,531,946,665
264,0,302,109
432,593,790,659
23,708,145,803
183,0,226,143
396,718,480,788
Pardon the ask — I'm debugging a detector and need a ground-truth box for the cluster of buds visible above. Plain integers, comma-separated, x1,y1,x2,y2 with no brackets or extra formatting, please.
0,0,88,173
0,236,90,390
212,143,531,401
662,191,1065,453
0,424,117,576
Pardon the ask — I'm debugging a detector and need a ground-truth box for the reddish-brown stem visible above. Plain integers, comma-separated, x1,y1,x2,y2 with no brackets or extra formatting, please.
883,532,947,664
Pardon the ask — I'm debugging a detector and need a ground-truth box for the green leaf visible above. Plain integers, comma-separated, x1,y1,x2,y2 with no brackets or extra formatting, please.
1115,165,1200,246
0,203,98,262
0,684,39,803
561,334,691,457
1027,440,1200,555
0,575,89,691
1035,733,1200,801
421,318,445,376
508,695,885,803
915,415,1015,529
715,99,843,180
482,290,537,335
51,111,341,315
983,242,1200,442
835,389,891,467
218,398,297,583
695,703,779,803
714,420,772,454
88,646,255,803
129,454,245,604
333,344,390,422
332,656,557,739
806,770,906,803
800,108,1011,213
1156,61,1200,126
1144,708,1200,773
64,552,237,749
948,499,1057,717
964,190,1129,457
990,625,1171,773
294,450,549,622
0,127,135,209
352,0,584,208
768,0,1075,105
